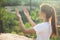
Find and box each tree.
[0,0,7,33]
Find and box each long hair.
[40,4,57,36]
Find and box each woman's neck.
[43,17,51,24]
[43,18,49,22]
[44,18,51,24]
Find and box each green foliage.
[30,9,43,24]
[0,0,7,6]
[0,7,7,20]
[25,22,31,28]
[3,13,20,33]
[50,37,58,40]
[0,0,60,40]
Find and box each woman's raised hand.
[16,8,21,18]
[23,7,30,17]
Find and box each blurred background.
[0,0,60,40]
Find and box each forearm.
[26,16,36,27]
[23,8,36,27]
[18,17,27,33]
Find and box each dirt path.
[0,33,34,40]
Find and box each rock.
[0,33,34,40]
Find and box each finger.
[16,8,19,14]
[23,7,29,15]
[24,7,28,13]
[22,6,28,12]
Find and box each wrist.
[27,16,32,20]
[17,17,21,20]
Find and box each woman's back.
[33,22,52,40]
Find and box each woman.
[16,4,57,40]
